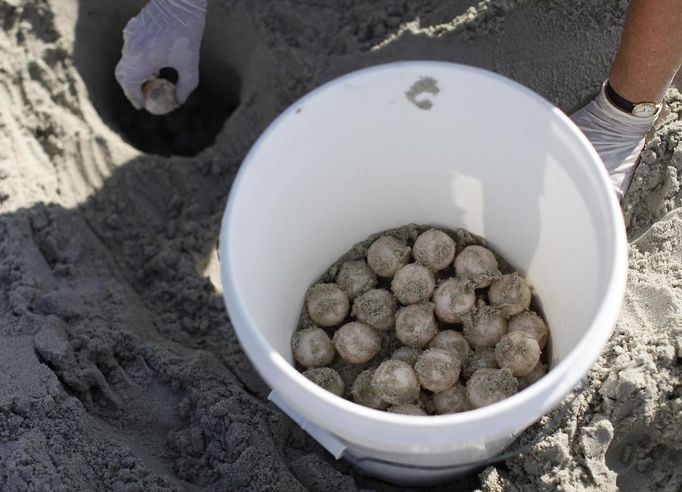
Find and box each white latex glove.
[570,82,659,201]
[115,0,207,110]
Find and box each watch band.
[605,82,636,113]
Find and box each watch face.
[632,103,658,118]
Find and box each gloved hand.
[570,82,660,201]
[115,0,207,110]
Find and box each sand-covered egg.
[428,330,471,361]
[395,302,438,348]
[291,327,335,368]
[391,346,423,366]
[306,283,350,327]
[518,362,548,390]
[333,322,381,364]
[371,359,420,405]
[418,391,436,415]
[336,260,377,300]
[462,347,499,380]
[463,303,508,348]
[488,273,532,317]
[351,369,389,409]
[351,288,398,331]
[414,348,461,393]
[412,229,456,271]
[454,245,500,288]
[432,277,476,323]
[303,367,344,396]
[466,368,518,408]
[495,331,541,377]
[432,382,471,414]
[508,310,549,349]
[391,263,435,305]
[366,236,411,277]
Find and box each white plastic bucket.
[219,62,627,485]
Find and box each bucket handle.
[268,391,347,459]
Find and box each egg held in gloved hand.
[115,0,207,112]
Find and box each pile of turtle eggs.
[292,227,549,415]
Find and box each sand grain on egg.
[432,277,476,323]
[466,368,518,408]
[412,228,456,271]
[454,245,500,288]
[488,273,532,317]
[366,236,411,277]
[306,283,350,327]
[336,260,378,300]
[351,369,389,409]
[395,302,439,348]
[351,288,398,331]
[371,359,420,405]
[303,367,345,396]
[414,348,461,393]
[495,331,541,377]
[292,327,335,368]
[391,263,435,305]
[333,322,381,364]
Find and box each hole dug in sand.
[74,1,243,157]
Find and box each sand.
[0,0,680,490]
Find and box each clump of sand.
[0,0,680,491]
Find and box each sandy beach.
[0,0,680,490]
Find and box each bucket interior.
[226,64,616,376]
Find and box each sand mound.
[0,0,680,491]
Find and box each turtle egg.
[518,362,548,390]
[433,382,471,414]
[391,263,435,305]
[466,368,518,408]
[428,330,471,361]
[351,369,389,409]
[412,229,456,272]
[391,346,423,366]
[418,391,436,415]
[371,359,420,405]
[508,310,549,349]
[351,288,398,331]
[432,277,476,323]
[336,260,377,300]
[414,348,461,393]
[462,347,499,380]
[395,302,438,348]
[488,273,532,317]
[142,78,178,115]
[303,367,344,397]
[387,404,427,416]
[463,303,508,349]
[333,322,381,364]
[495,331,541,377]
[306,283,350,327]
[454,245,500,288]
[291,327,335,368]
[366,236,411,277]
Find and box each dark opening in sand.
[74,1,241,157]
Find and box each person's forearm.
[608,0,682,103]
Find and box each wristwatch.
[605,81,661,118]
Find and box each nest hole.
[74,1,243,157]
